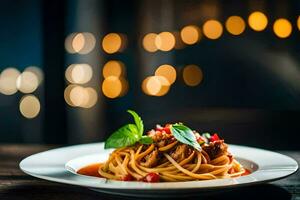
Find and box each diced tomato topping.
[143,173,160,182]
[162,125,171,134]
[228,167,235,174]
[210,133,220,142]
[122,174,134,181]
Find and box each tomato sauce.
[77,163,102,177]
[242,169,251,176]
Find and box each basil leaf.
[127,110,144,138]
[104,124,140,149]
[139,136,153,144]
[170,124,202,151]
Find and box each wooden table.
[0,145,299,200]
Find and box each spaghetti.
[97,124,246,182]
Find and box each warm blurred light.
[155,32,176,51]
[71,64,93,84]
[80,32,96,54]
[64,84,77,107]
[65,33,77,53]
[142,76,170,96]
[102,33,124,54]
[203,20,223,39]
[72,33,85,53]
[70,85,88,107]
[155,76,170,96]
[19,95,40,119]
[16,71,39,93]
[0,68,20,95]
[103,60,125,78]
[65,32,96,54]
[65,64,74,83]
[180,25,201,45]
[142,76,161,96]
[119,77,129,97]
[248,11,268,31]
[142,33,158,52]
[65,64,93,84]
[65,85,97,108]
[155,64,176,84]
[297,16,300,31]
[273,18,292,38]
[81,87,98,108]
[25,66,43,84]
[183,65,203,86]
[102,76,122,98]
[225,16,246,35]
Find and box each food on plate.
[78,110,248,182]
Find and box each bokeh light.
[72,33,85,53]
[142,76,170,96]
[65,64,93,84]
[203,20,223,39]
[81,87,98,108]
[103,60,125,78]
[155,64,176,84]
[25,66,43,84]
[155,76,170,96]
[69,85,88,107]
[102,76,123,98]
[225,16,246,35]
[273,18,292,38]
[180,25,201,45]
[155,32,176,51]
[64,84,77,107]
[19,95,40,119]
[71,64,93,84]
[65,32,96,54]
[248,11,268,31]
[102,33,125,54]
[142,33,158,52]
[0,68,20,95]
[297,16,300,31]
[183,65,203,86]
[142,76,161,96]
[16,71,39,93]
[119,77,129,97]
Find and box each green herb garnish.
[104,110,153,149]
[170,123,202,151]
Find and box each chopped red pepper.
[162,124,171,134]
[210,133,220,142]
[143,173,160,182]
[122,174,134,181]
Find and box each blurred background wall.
[1,0,300,150]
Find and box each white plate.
[19,142,298,197]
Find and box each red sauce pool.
[242,169,251,176]
[77,163,251,178]
[77,163,102,177]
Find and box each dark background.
[1,0,300,150]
